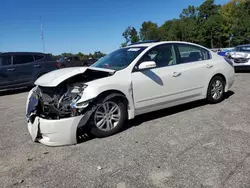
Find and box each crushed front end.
[26,68,115,146]
[26,83,92,146]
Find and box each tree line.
[121,0,250,49]
[52,51,106,61]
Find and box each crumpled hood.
[229,52,250,59]
[35,67,116,87]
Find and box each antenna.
[40,16,45,53]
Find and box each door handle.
[7,68,15,71]
[206,64,213,69]
[34,65,41,68]
[172,72,181,77]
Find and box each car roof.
[127,41,210,50]
[236,44,250,47]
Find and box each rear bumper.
[224,66,235,92]
[27,115,84,146]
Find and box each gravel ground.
[1,73,250,188]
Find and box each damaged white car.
[227,44,250,69]
[26,41,235,146]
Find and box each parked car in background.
[26,41,235,146]
[227,44,250,69]
[217,48,234,57]
[0,52,58,90]
[56,56,97,68]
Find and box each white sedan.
[26,41,235,146]
[227,44,250,69]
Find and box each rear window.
[235,46,250,52]
[177,44,211,63]
[34,55,44,61]
[13,55,34,65]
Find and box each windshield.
[235,46,250,53]
[91,47,146,70]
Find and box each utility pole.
[40,16,45,53]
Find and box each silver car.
[227,44,250,69]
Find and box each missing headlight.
[36,83,88,119]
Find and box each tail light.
[224,57,234,67]
[55,62,61,68]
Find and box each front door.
[132,44,183,113]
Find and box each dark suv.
[0,52,58,90]
[56,56,97,68]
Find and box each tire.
[89,98,126,138]
[206,76,225,104]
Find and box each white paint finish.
[228,51,250,67]
[28,115,84,146]
[35,67,87,87]
[35,67,115,87]
[27,41,235,146]
[132,60,212,111]
[233,60,250,67]
[138,61,156,70]
[229,52,250,59]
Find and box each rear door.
[33,54,45,76]
[12,55,35,85]
[0,55,13,88]
[174,43,214,95]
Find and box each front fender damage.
[26,68,120,146]
[76,92,128,130]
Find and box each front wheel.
[207,76,225,104]
[90,99,126,138]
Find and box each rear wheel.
[207,76,225,104]
[90,98,126,138]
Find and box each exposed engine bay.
[27,69,114,121]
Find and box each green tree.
[121,26,139,47]
[139,21,159,41]
[121,0,250,48]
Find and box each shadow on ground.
[127,90,234,128]
[77,90,234,144]
[0,87,30,97]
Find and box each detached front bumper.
[27,115,84,146]
[26,87,88,146]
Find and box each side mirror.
[138,61,156,70]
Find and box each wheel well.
[95,90,129,107]
[211,73,226,84]
[207,73,227,94]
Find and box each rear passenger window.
[13,55,34,65]
[34,55,44,61]
[177,45,210,63]
[0,56,11,66]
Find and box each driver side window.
[139,44,177,68]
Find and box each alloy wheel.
[211,80,223,100]
[94,101,121,131]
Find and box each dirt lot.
[1,73,250,188]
